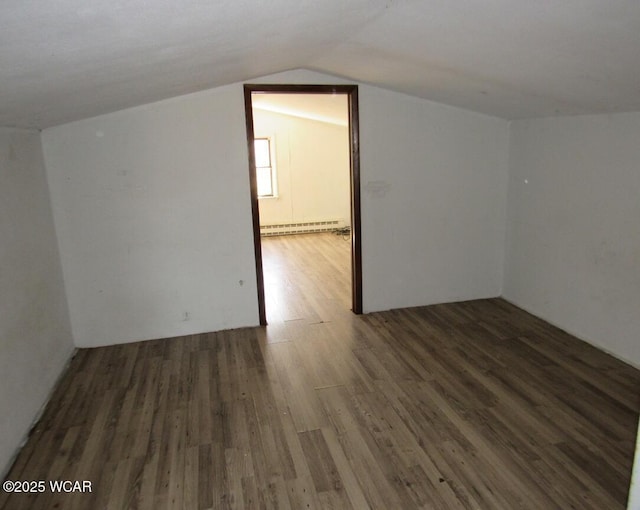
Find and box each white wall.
[504,113,640,367]
[253,108,350,227]
[0,128,74,476]
[257,71,510,313]
[42,69,510,346]
[359,85,509,311]
[42,84,259,347]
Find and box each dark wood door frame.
[243,83,363,325]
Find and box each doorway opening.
[243,84,362,325]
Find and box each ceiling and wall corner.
[2,1,640,130]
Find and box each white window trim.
[256,135,278,199]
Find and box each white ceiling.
[252,94,349,126]
[2,0,640,129]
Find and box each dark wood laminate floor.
[2,232,639,509]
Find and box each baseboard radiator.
[260,220,344,237]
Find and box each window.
[254,138,276,197]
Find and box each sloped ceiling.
[2,0,640,129]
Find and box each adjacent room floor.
[2,233,639,509]
[261,232,352,325]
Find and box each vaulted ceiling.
[2,0,640,129]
